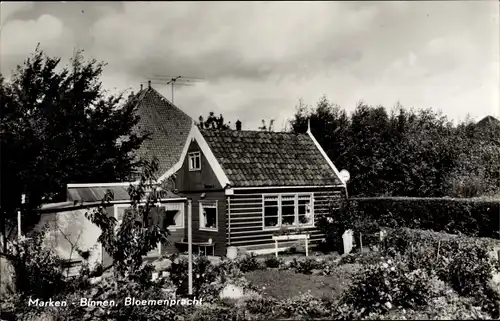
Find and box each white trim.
[229,185,343,192]
[191,126,231,187]
[188,151,201,171]
[165,203,185,230]
[199,200,218,232]
[262,192,315,230]
[157,121,196,182]
[157,123,231,188]
[306,124,346,187]
[67,182,138,188]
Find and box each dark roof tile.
[200,130,342,187]
[132,87,192,177]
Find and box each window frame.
[261,193,314,230]
[188,151,201,171]
[199,200,218,232]
[114,202,185,230]
[164,203,185,231]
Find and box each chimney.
[236,119,242,131]
[148,80,151,89]
[140,84,143,91]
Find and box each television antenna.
[144,75,204,104]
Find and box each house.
[38,82,347,262]
[37,184,187,273]
[35,82,192,270]
[129,80,193,179]
[171,122,347,256]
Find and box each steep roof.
[199,129,343,187]
[131,86,193,177]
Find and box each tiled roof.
[199,129,343,187]
[67,185,181,203]
[132,87,193,177]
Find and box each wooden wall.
[226,187,344,252]
[178,190,227,256]
[175,139,222,192]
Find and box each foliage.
[6,228,66,300]
[290,97,500,198]
[348,197,500,239]
[84,158,170,279]
[263,255,282,268]
[334,258,441,319]
[233,252,264,273]
[258,119,275,132]
[197,112,231,130]
[0,47,147,235]
[289,257,326,274]
[381,228,500,317]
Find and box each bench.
[272,234,310,257]
[175,240,215,256]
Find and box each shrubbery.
[381,228,500,317]
[334,258,442,319]
[6,229,66,300]
[350,197,500,239]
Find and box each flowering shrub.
[245,293,335,319]
[263,255,282,268]
[289,257,326,274]
[7,229,66,300]
[233,252,264,273]
[334,257,440,319]
[381,228,500,318]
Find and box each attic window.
[189,152,201,171]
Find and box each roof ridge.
[148,87,192,121]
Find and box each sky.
[1,1,499,130]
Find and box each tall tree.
[0,47,148,241]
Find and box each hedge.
[347,197,500,239]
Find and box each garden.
[2,223,500,321]
[1,162,499,320]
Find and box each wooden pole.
[188,200,193,296]
[18,194,25,240]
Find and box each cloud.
[0,1,498,129]
[0,2,34,28]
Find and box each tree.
[259,119,275,132]
[85,158,169,279]
[0,46,148,244]
[197,112,231,130]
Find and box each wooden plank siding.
[177,190,227,256]
[226,187,343,251]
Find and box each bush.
[7,230,66,300]
[234,253,263,273]
[338,252,382,266]
[289,257,326,274]
[334,258,440,319]
[381,228,500,317]
[350,197,500,239]
[263,255,282,268]
[245,294,335,319]
[166,255,225,301]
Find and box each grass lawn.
[244,264,358,301]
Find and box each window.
[263,196,279,228]
[281,196,295,225]
[189,152,201,171]
[262,193,314,230]
[199,200,218,231]
[114,203,184,230]
[163,203,184,230]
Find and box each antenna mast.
[145,75,204,104]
